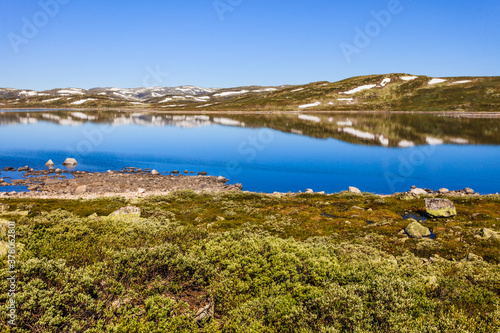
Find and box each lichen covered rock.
[425,198,456,217]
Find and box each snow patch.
[41,98,61,103]
[380,78,391,87]
[58,89,84,95]
[213,90,249,97]
[400,76,418,81]
[379,135,389,146]
[337,98,354,102]
[71,98,96,105]
[450,138,469,144]
[340,84,376,95]
[159,98,173,103]
[290,88,305,92]
[298,102,321,109]
[429,78,446,85]
[452,80,472,84]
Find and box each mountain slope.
[1,74,498,111]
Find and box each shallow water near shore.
[1,109,500,194]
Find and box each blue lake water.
[1,110,499,194]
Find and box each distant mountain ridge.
[1,74,499,111]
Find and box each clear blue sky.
[1,0,499,90]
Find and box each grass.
[1,191,500,332]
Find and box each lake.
[1,110,499,194]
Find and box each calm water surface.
[1,110,499,194]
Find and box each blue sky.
[1,0,499,90]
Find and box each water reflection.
[1,110,499,147]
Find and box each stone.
[107,170,113,174]
[151,169,160,175]
[75,185,87,195]
[198,171,208,176]
[404,220,431,239]
[411,185,417,189]
[438,188,449,194]
[467,253,483,262]
[305,189,314,194]
[184,170,189,174]
[348,186,361,194]
[110,206,141,216]
[172,170,180,175]
[28,186,38,191]
[425,198,457,217]
[195,302,214,323]
[138,188,146,194]
[464,187,475,195]
[45,159,55,167]
[410,188,427,195]
[480,228,498,240]
[55,168,62,173]
[62,158,78,166]
[217,176,227,182]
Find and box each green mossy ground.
[1,191,500,332]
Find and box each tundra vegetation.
[1,191,500,332]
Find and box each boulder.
[410,188,427,195]
[425,198,457,217]
[45,159,55,167]
[480,228,498,240]
[438,188,449,194]
[172,170,180,175]
[110,206,141,216]
[348,186,361,194]
[217,176,227,182]
[404,220,431,239]
[55,168,62,173]
[464,187,475,195]
[184,170,189,174]
[198,171,208,176]
[75,185,87,195]
[305,189,314,194]
[62,158,78,166]
[151,170,160,175]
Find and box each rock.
[467,253,483,262]
[404,220,431,239]
[28,186,39,191]
[55,168,62,173]
[305,189,314,194]
[438,188,449,194]
[107,170,113,174]
[480,228,498,240]
[45,159,55,167]
[198,171,208,176]
[151,169,160,175]
[62,158,78,166]
[425,198,457,217]
[195,301,214,323]
[411,185,417,189]
[18,166,29,171]
[216,216,225,221]
[348,186,361,194]
[410,188,427,195]
[75,185,87,195]
[172,170,180,175]
[350,206,364,211]
[110,206,141,216]
[184,170,189,174]
[217,176,227,182]
[138,188,146,194]
[464,187,475,195]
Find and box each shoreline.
[0,168,497,200]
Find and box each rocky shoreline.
[0,166,496,200]
[0,166,242,199]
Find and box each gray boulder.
[151,169,160,175]
[45,159,55,167]
[404,220,431,239]
[425,198,457,217]
[410,188,427,195]
[75,185,87,195]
